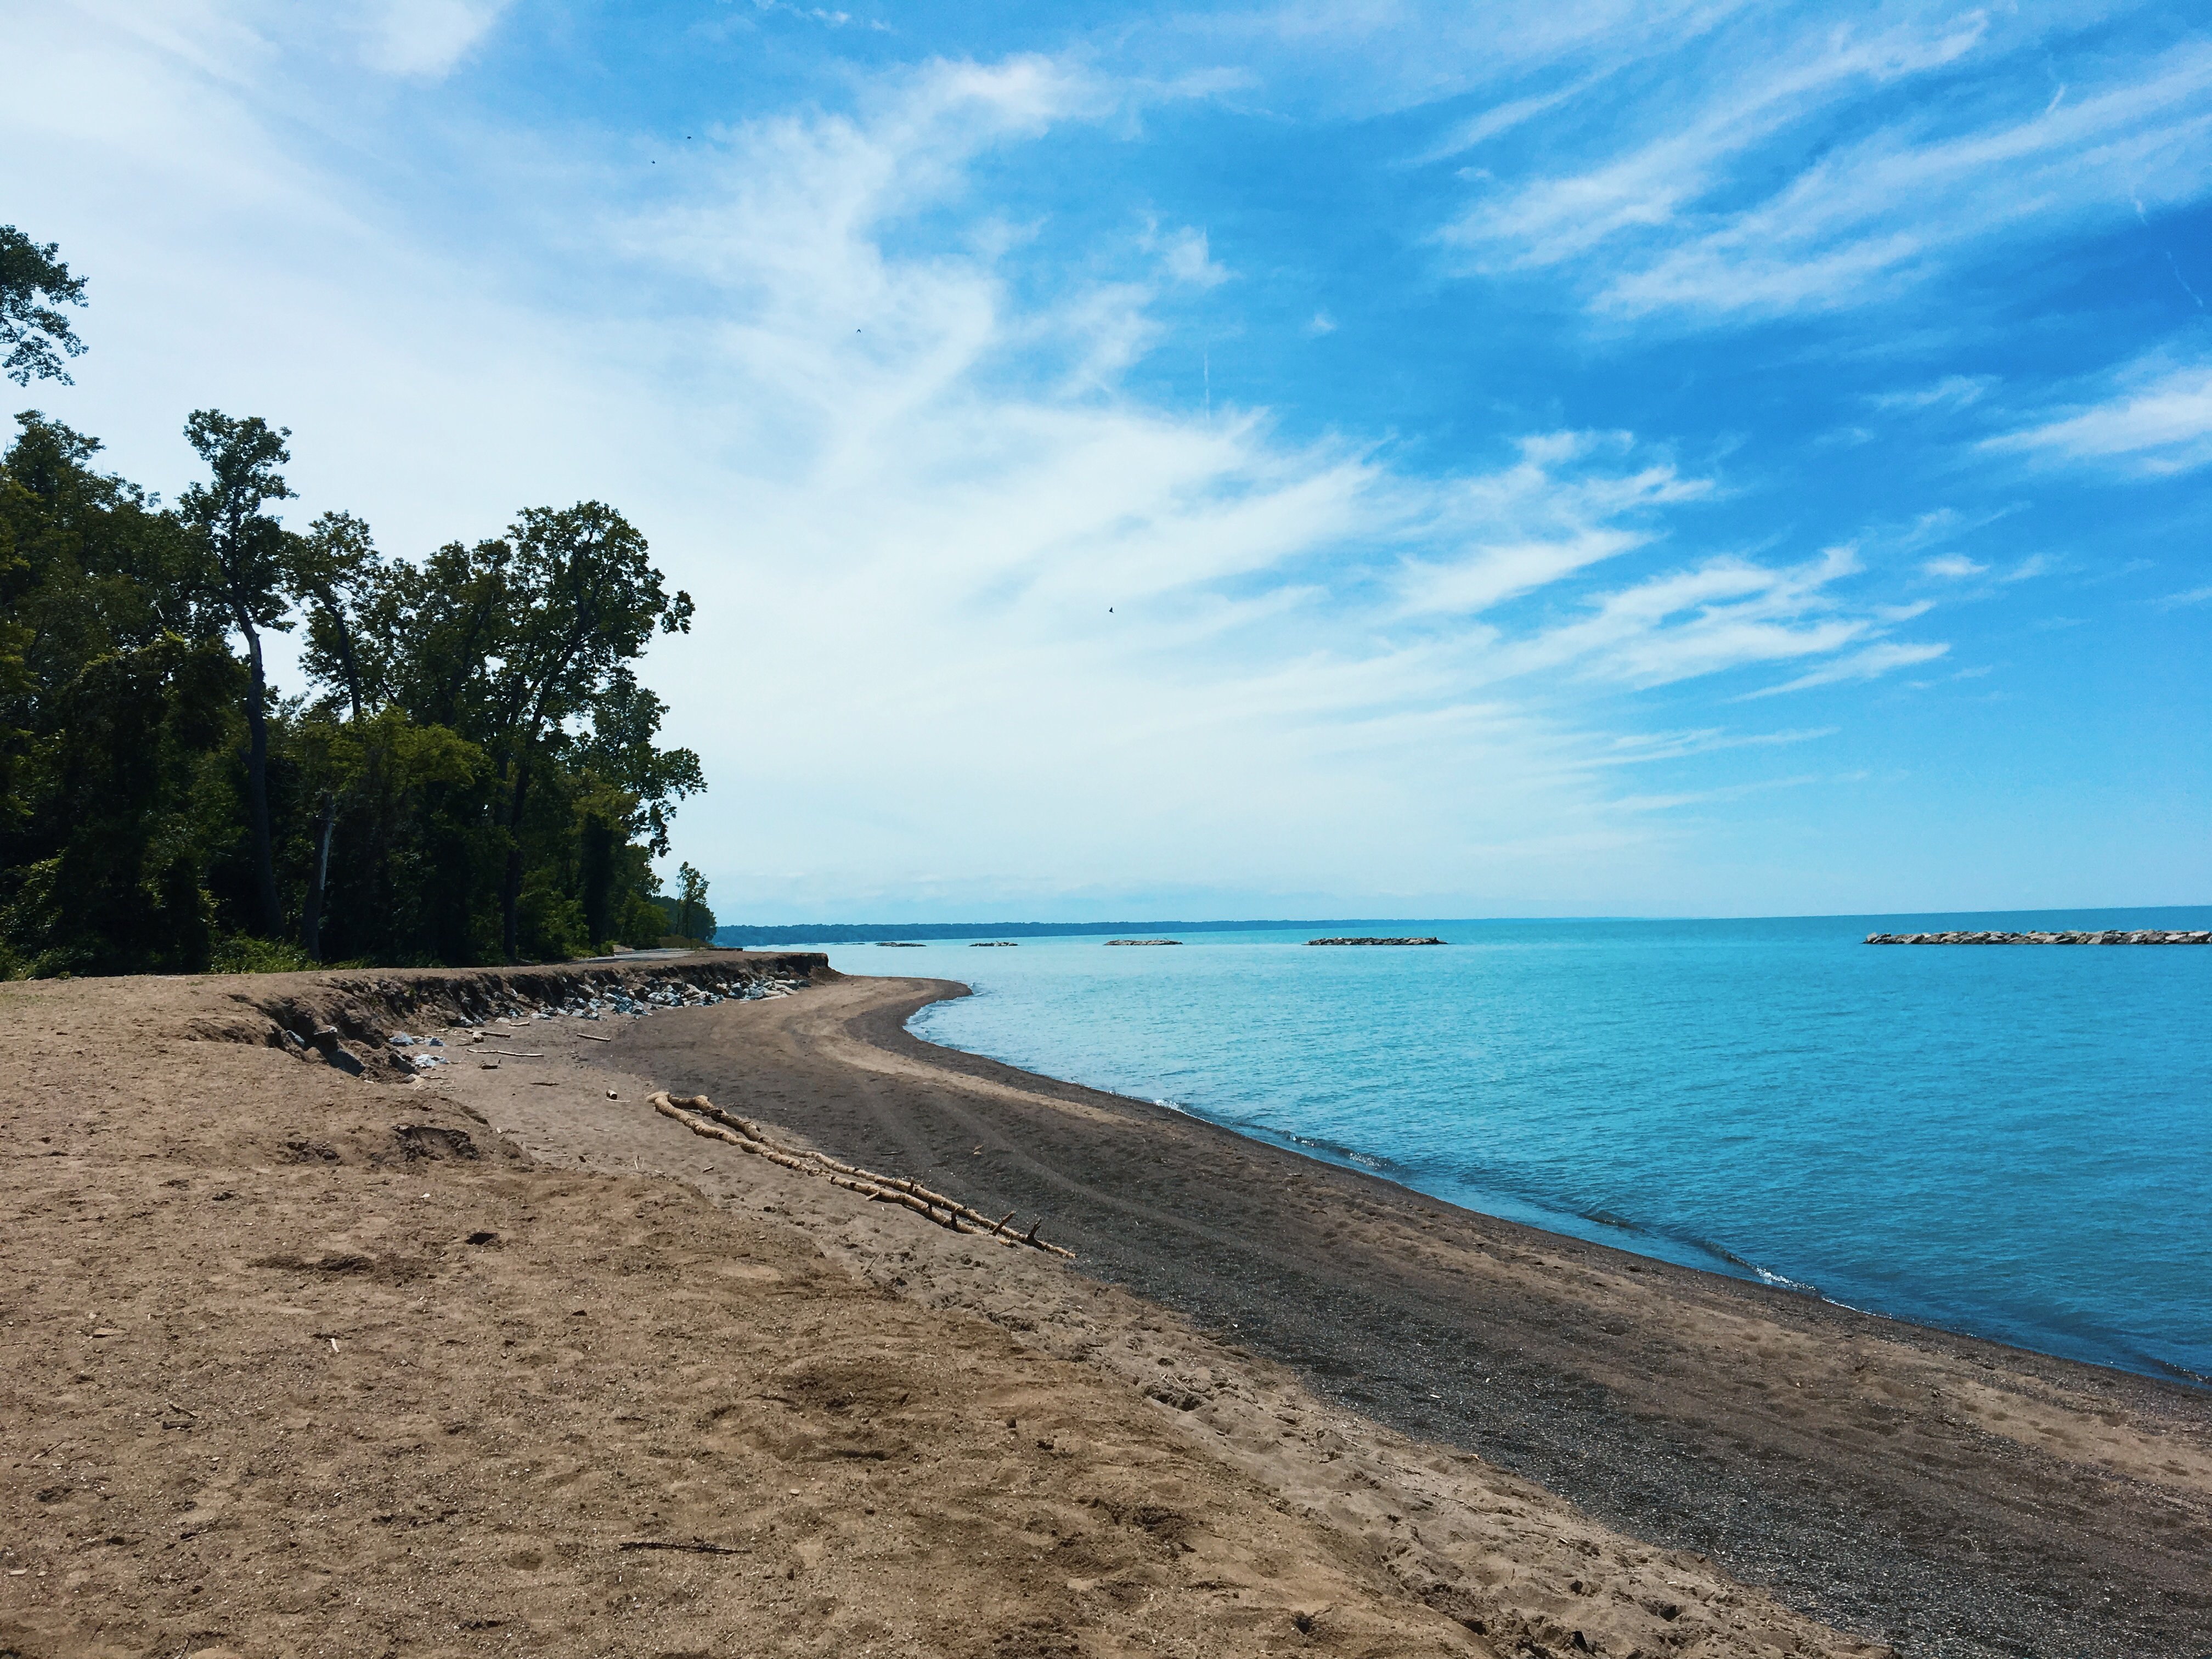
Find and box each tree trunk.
[240,620,281,938]
[302,793,337,961]
[500,753,531,962]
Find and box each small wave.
[1579,1208,1643,1232]
[2151,1356,2212,1390]
[1680,1234,1821,1296]
[1751,1265,1820,1295]
[1282,1129,1396,1170]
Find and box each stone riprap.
[1306,936,1447,946]
[1865,929,2211,945]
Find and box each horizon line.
[714,902,2211,942]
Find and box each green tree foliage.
[0,244,710,977]
[180,410,295,936]
[476,502,697,960]
[674,861,713,941]
[1,227,87,387]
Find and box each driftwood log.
[647,1091,1075,1258]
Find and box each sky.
[4,0,2208,922]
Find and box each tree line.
[1,226,712,976]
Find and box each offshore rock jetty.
[1307,936,1446,946]
[1104,938,1182,946]
[1866,929,2211,945]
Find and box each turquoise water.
[815,910,2212,1385]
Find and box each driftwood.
[477,1048,545,1058]
[575,1031,616,1042]
[619,1538,747,1555]
[647,1092,1075,1258]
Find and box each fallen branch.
[619,1539,747,1556]
[647,1092,1074,1257]
[477,1048,546,1058]
[575,1031,615,1043]
[674,1096,1012,1232]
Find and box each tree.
[675,861,710,942]
[179,411,294,938]
[0,635,239,977]
[289,511,384,960]
[292,511,382,725]
[480,502,694,960]
[0,227,87,387]
[1,411,216,978]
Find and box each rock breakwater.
[1306,936,1446,946]
[1865,929,2210,945]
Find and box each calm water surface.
[814,911,2212,1384]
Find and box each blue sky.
[6,0,2208,919]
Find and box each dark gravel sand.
[625,971,2212,1659]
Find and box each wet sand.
[619,971,2212,1659]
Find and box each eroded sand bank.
[3,957,2205,1658]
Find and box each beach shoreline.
[625,966,2212,1658]
[4,956,2207,1658]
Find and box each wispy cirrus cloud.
[1869,374,1995,413]
[1441,18,2212,323]
[1476,545,1935,694]
[1445,14,1988,272]
[351,0,509,75]
[1983,356,2212,476]
[1743,640,1950,698]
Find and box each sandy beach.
[4,956,2207,1658]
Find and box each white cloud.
[1156,225,1230,288]
[1445,21,2212,321]
[1869,374,1994,412]
[1984,357,2212,476]
[353,0,508,76]
[2161,584,2212,608]
[1922,554,1986,579]
[1487,545,1902,691]
[749,0,890,31]
[1390,431,1709,617]
[1743,640,1950,698]
[1445,15,1988,272]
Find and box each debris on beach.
[255,962,817,1080]
[1305,936,1446,946]
[648,1090,1076,1259]
[1865,929,2210,945]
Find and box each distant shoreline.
[717,905,2212,949]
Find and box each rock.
[1865,928,2204,946]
